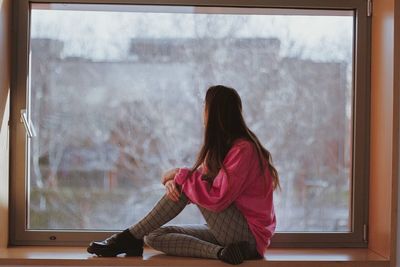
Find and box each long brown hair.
[191,85,281,191]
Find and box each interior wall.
[0,0,11,248]
[369,0,395,260]
[0,93,9,249]
[394,0,400,266]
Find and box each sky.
[30,4,354,62]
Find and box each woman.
[87,85,280,265]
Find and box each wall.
[369,0,399,263]
[0,0,11,248]
[395,0,400,265]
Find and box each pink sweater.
[174,139,276,255]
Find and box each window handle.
[20,109,36,138]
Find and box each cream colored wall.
[0,0,11,248]
[0,93,9,248]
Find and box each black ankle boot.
[87,229,144,257]
[217,241,250,265]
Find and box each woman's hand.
[161,168,179,185]
[165,180,180,202]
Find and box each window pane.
[28,4,353,232]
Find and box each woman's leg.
[87,193,188,257]
[144,225,222,259]
[128,194,189,239]
[197,204,261,260]
[143,202,261,262]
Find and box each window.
[10,0,370,246]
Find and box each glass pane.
[29,4,353,232]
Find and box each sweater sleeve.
[175,141,255,212]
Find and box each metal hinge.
[367,0,372,17]
[363,224,368,242]
[20,109,36,138]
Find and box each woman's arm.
[161,168,179,185]
[164,180,180,202]
[175,141,255,212]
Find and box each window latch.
[20,109,36,138]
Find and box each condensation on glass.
[28,3,354,232]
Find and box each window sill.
[0,247,389,267]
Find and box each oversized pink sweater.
[174,139,276,255]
